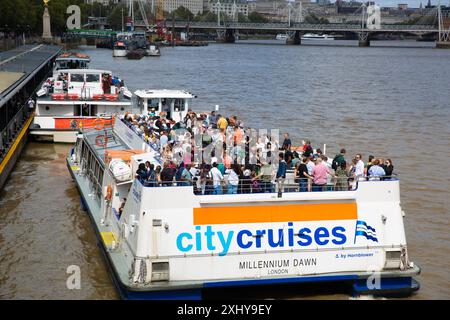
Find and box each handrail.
[135,175,398,194]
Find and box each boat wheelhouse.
[134,89,196,123]
[67,110,420,299]
[54,52,90,71]
[32,69,133,143]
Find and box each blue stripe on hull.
[204,275,358,288]
[353,277,419,295]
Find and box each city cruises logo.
[354,220,378,243]
[176,203,358,256]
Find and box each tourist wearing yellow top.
[217,115,228,130]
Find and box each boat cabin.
[134,89,196,123]
[54,53,90,71]
[42,69,127,99]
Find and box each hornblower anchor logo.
[354,220,378,244]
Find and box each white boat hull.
[113,49,128,57]
[145,49,160,57]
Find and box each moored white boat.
[276,33,288,41]
[66,90,420,299]
[113,41,128,57]
[301,33,335,40]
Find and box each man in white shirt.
[355,153,365,180]
[209,162,224,194]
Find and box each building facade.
[209,0,249,17]
[163,0,204,14]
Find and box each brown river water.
[0,40,449,299]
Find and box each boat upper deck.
[83,128,132,166]
[36,68,133,105]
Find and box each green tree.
[194,11,217,22]
[304,13,329,24]
[173,6,194,21]
[248,11,268,23]
[107,3,127,30]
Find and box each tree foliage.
[173,6,194,21]
[304,13,329,24]
[0,0,114,35]
[194,11,217,22]
[248,11,269,23]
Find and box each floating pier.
[0,44,62,189]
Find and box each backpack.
[332,154,344,171]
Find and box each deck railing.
[136,175,398,195]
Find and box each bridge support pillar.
[358,38,370,47]
[436,41,450,49]
[286,31,301,45]
[357,32,370,47]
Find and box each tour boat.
[301,33,335,40]
[31,69,133,143]
[66,91,420,299]
[113,41,128,58]
[276,33,288,41]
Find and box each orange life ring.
[95,134,108,148]
[105,185,113,201]
[93,118,105,131]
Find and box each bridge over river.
[65,6,450,48]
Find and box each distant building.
[85,0,121,4]
[209,0,249,17]
[425,0,435,9]
[398,3,408,10]
[163,0,204,15]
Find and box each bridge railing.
[169,21,437,32]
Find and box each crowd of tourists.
[122,110,394,195]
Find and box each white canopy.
[134,89,196,99]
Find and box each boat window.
[174,99,185,112]
[74,105,81,116]
[81,104,90,117]
[147,99,159,111]
[70,74,84,82]
[86,74,100,82]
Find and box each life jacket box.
[54,81,64,92]
[109,158,132,182]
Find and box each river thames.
[0,40,449,299]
